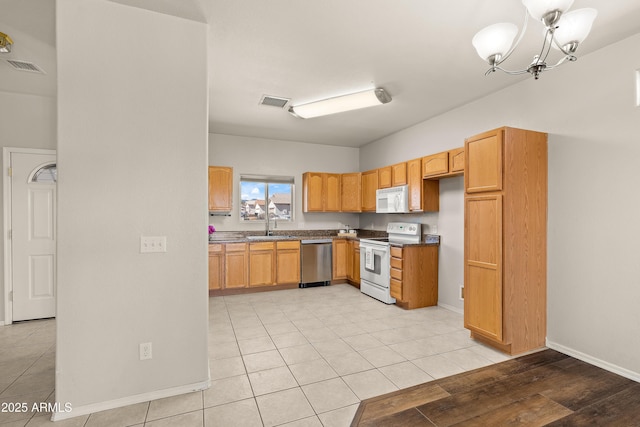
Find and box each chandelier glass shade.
[472,0,597,79]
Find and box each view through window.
[240,175,294,221]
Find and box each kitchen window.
[240,175,294,222]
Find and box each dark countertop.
[208,229,386,244]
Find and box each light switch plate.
[140,236,167,253]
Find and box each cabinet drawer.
[390,278,402,300]
[390,267,402,281]
[226,243,247,252]
[390,257,402,269]
[250,242,275,251]
[390,247,403,258]
[276,240,300,250]
[209,244,223,253]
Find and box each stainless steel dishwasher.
[300,239,332,287]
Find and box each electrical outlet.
[140,236,166,253]
[139,342,152,360]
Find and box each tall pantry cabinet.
[464,127,547,355]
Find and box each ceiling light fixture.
[0,32,14,53]
[288,88,391,119]
[472,0,597,79]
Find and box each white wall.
[359,130,466,312]
[0,91,56,323]
[209,133,361,232]
[361,33,640,377]
[55,0,209,418]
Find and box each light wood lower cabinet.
[346,240,360,286]
[390,245,438,309]
[276,241,300,284]
[225,243,248,288]
[249,242,276,287]
[332,239,348,280]
[210,240,303,291]
[208,244,224,290]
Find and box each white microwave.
[376,185,409,213]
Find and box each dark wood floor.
[351,349,640,426]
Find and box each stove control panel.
[386,222,421,236]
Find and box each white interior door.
[11,152,57,321]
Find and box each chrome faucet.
[266,217,278,236]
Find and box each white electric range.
[359,222,422,304]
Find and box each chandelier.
[472,0,597,79]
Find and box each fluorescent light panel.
[289,88,391,119]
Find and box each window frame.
[239,174,295,222]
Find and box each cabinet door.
[361,170,378,212]
[391,162,407,186]
[422,152,449,177]
[249,242,276,287]
[449,147,465,173]
[208,166,233,211]
[324,173,341,212]
[303,172,324,212]
[276,241,300,284]
[464,195,503,342]
[208,245,224,290]
[465,129,503,193]
[346,240,354,281]
[378,166,392,189]
[332,239,348,280]
[341,173,362,212]
[225,244,248,288]
[407,158,423,212]
[352,244,360,284]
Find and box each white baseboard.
[546,339,640,382]
[50,378,211,422]
[0,321,5,326]
[438,302,463,315]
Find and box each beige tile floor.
[0,284,512,426]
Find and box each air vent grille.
[6,59,45,74]
[260,95,289,108]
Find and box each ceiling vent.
[260,95,290,108]
[6,59,45,74]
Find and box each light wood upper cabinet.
[422,152,449,178]
[391,162,407,186]
[465,130,502,193]
[325,173,341,212]
[276,241,300,285]
[341,173,362,212]
[208,166,233,211]
[361,169,378,212]
[332,239,348,280]
[225,243,248,288]
[303,172,324,212]
[303,172,341,212]
[378,166,392,189]
[449,147,465,173]
[208,244,224,291]
[249,242,276,287]
[407,158,439,212]
[463,126,548,355]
